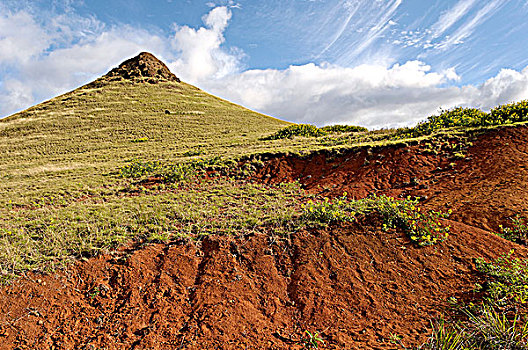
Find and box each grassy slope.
[0,79,291,205]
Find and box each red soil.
[1,125,528,349]
[256,125,528,232]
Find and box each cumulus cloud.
[169,6,242,83]
[204,62,528,129]
[0,10,51,64]
[0,8,169,116]
[203,61,462,128]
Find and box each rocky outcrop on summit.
[105,52,180,83]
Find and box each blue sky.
[1,0,528,128]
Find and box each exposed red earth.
[1,125,528,349]
[256,125,528,232]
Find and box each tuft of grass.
[466,306,528,349]
[418,311,528,350]
[418,319,468,350]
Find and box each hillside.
[1,53,528,349]
[0,52,288,208]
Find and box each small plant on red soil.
[499,216,528,245]
[301,330,324,349]
[475,250,528,305]
[373,195,451,246]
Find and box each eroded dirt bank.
[256,125,528,232]
[1,220,523,349]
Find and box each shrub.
[475,250,528,304]
[301,194,450,246]
[393,107,488,139]
[499,216,528,245]
[393,100,528,141]
[264,124,327,140]
[301,195,351,223]
[488,100,528,125]
[320,124,368,133]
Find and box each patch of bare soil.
[1,219,524,349]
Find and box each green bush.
[264,124,327,140]
[393,100,528,140]
[489,100,528,125]
[475,250,528,304]
[320,124,368,133]
[393,107,488,139]
[499,216,528,244]
[301,195,351,223]
[371,195,450,246]
[301,194,450,246]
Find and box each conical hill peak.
[105,52,180,83]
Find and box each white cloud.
[0,10,51,64]
[168,6,242,82]
[0,9,169,117]
[202,61,462,128]
[202,62,528,129]
[431,0,477,39]
[0,79,35,115]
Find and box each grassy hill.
[0,57,289,207]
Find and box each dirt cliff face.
[0,221,522,350]
[255,125,528,232]
[105,52,180,82]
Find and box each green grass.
[0,178,304,278]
